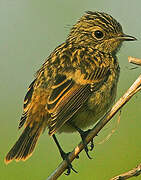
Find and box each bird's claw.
[61,151,78,175]
[84,145,92,159]
[90,139,94,151]
[80,129,94,159]
[65,162,78,175]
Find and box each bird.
[5,11,136,174]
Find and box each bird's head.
[67,11,136,54]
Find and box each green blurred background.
[1,0,141,179]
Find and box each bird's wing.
[47,67,109,135]
[19,79,36,129]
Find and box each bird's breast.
[59,67,119,133]
[78,68,119,128]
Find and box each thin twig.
[110,164,141,180]
[98,109,121,145]
[128,56,141,66]
[47,58,141,180]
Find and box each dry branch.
[47,57,141,180]
[128,56,141,66]
[110,164,141,180]
[109,56,141,180]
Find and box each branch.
[110,164,141,180]
[109,57,141,180]
[128,56,141,66]
[47,57,141,180]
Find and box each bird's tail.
[5,121,44,164]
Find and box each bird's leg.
[52,134,77,175]
[69,122,94,159]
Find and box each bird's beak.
[118,34,137,41]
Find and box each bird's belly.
[58,75,118,134]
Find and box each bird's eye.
[94,30,104,39]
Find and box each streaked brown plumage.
[5,11,136,171]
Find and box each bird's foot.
[79,129,94,159]
[60,151,78,175]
